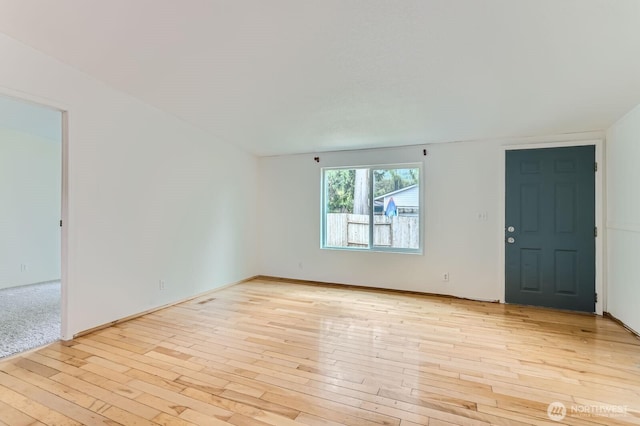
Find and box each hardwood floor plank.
[3,363,99,410]
[99,405,157,426]
[71,341,181,381]
[49,372,161,420]
[127,379,234,420]
[0,400,39,426]
[226,413,272,426]
[0,279,638,425]
[13,358,59,378]
[261,390,400,425]
[177,408,232,425]
[151,412,198,426]
[294,412,345,426]
[0,382,82,426]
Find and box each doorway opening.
[0,95,64,357]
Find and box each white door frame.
[0,86,71,339]
[498,139,605,315]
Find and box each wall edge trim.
[603,312,640,340]
[254,275,500,303]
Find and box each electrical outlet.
[159,280,165,290]
[442,272,450,282]
[20,263,28,272]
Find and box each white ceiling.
[1,0,639,156]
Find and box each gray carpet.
[0,281,60,358]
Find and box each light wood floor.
[0,278,639,426]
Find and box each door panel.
[505,146,595,312]
[520,249,542,291]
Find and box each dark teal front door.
[505,146,596,312]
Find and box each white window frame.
[321,162,423,254]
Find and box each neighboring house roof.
[374,185,419,209]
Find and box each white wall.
[258,135,605,303]
[0,128,61,290]
[259,142,506,301]
[606,104,640,334]
[0,33,258,338]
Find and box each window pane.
[324,168,369,248]
[373,168,419,249]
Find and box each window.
[321,164,422,253]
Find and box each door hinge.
[594,226,598,237]
[594,162,598,172]
[595,293,598,303]
[60,220,62,227]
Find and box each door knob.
[507,237,515,244]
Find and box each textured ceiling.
[1,0,639,155]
